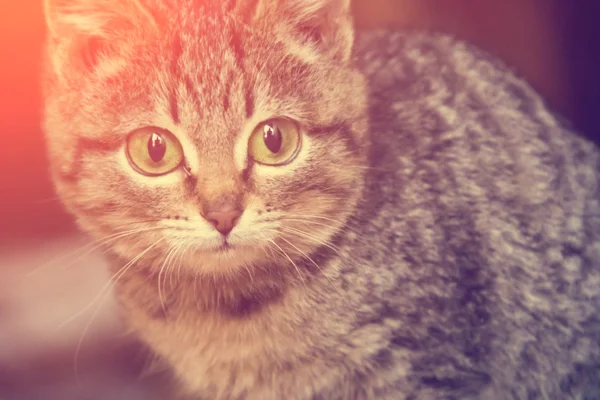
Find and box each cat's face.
[42,0,368,280]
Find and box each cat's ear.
[252,0,355,64]
[43,0,157,38]
[43,0,157,72]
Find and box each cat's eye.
[126,128,184,176]
[248,119,302,166]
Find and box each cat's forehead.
[144,21,305,148]
[76,0,337,148]
[161,31,258,146]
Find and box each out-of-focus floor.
[0,236,168,399]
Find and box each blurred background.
[0,0,599,399]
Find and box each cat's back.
[348,30,600,399]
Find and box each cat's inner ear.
[43,0,157,71]
[252,0,354,63]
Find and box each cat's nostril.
[205,210,242,236]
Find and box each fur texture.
[41,0,600,399]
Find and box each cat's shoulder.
[354,29,545,112]
[354,29,514,84]
[353,29,600,247]
[353,29,597,157]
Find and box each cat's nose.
[204,207,242,236]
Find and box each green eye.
[126,127,184,176]
[248,119,302,166]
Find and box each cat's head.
[42,0,368,282]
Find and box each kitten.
[41,0,600,399]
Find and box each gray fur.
[339,30,600,399]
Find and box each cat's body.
[41,0,600,399]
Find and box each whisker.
[71,239,164,386]
[193,264,201,311]
[279,213,364,236]
[277,217,369,248]
[175,241,194,288]
[267,239,307,289]
[158,241,182,317]
[23,226,166,281]
[167,242,184,293]
[277,235,359,321]
[252,232,281,275]
[278,226,343,257]
[278,235,333,283]
[57,238,163,332]
[241,260,254,282]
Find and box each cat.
[40,0,600,399]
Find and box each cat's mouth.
[215,239,234,253]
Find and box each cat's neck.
[107,250,332,321]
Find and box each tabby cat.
[41,0,600,399]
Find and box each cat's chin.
[178,241,270,277]
[195,236,256,257]
[212,238,236,253]
[214,242,234,253]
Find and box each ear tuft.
[43,0,157,75]
[253,0,355,63]
[283,0,351,25]
[79,36,110,71]
[43,0,156,39]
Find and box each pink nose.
[205,209,242,235]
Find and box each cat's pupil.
[263,124,282,153]
[148,133,167,162]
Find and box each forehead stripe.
[228,18,255,118]
[168,32,184,124]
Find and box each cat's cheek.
[229,203,280,242]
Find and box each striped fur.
[41,1,600,399]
